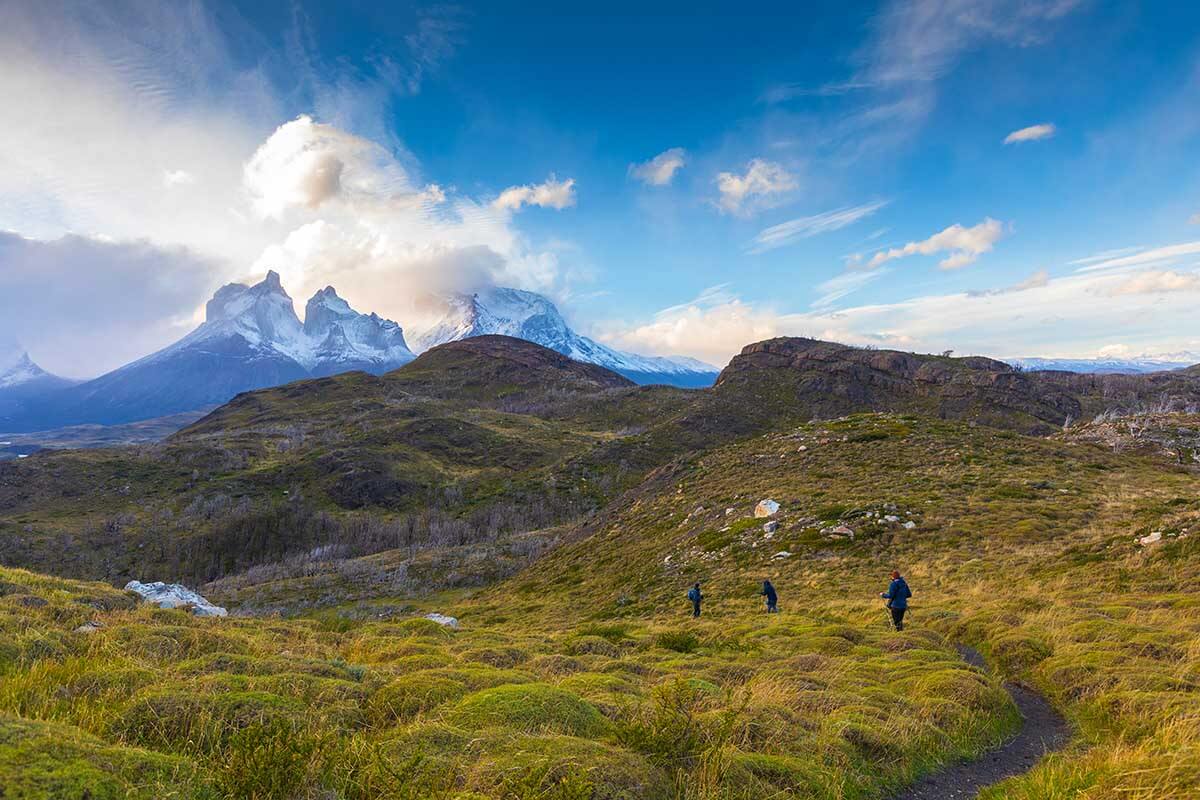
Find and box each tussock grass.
[3,414,1199,797]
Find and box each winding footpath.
[889,646,1071,800]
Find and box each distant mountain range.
[0,273,717,433]
[1008,356,1199,375]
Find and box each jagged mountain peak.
[412,285,718,387]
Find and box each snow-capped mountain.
[1010,356,1198,375]
[1,351,56,389]
[1,272,415,431]
[412,286,718,387]
[0,346,79,430]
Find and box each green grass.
[3,353,1200,800]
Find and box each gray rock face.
[125,580,227,617]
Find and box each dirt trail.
[888,646,1070,800]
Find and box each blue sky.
[1,0,1199,376]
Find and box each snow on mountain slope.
[130,271,415,376]
[1010,356,1198,375]
[0,345,80,431]
[305,287,415,375]
[412,286,718,387]
[1,273,415,431]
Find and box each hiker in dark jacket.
[880,570,912,630]
[760,579,778,613]
[687,582,703,617]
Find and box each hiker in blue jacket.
[688,582,703,617]
[880,570,912,630]
[760,579,778,613]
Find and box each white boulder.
[1138,531,1163,546]
[754,499,781,518]
[424,612,459,629]
[903,521,917,530]
[763,520,779,535]
[125,580,227,617]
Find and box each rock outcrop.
[125,580,227,617]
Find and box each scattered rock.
[884,514,900,523]
[763,520,779,534]
[798,445,808,452]
[771,551,792,560]
[1138,531,1164,546]
[725,507,736,516]
[74,621,105,634]
[14,595,48,608]
[754,499,780,518]
[125,580,227,617]
[826,524,855,540]
[424,612,459,629]
[903,521,917,530]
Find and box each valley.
[1,336,1198,799]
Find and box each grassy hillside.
[0,340,692,589]
[2,413,1197,798]
[2,337,1199,798]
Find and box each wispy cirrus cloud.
[747,200,888,254]
[812,267,891,309]
[1073,241,1200,273]
[714,159,798,216]
[966,269,1050,297]
[1004,123,1056,144]
[629,148,686,186]
[864,218,1006,270]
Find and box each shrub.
[564,635,620,657]
[111,689,304,754]
[446,683,609,737]
[369,674,467,724]
[214,717,330,800]
[655,631,699,654]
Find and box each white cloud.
[812,268,890,308]
[595,294,793,368]
[866,218,1005,270]
[163,170,196,187]
[243,115,443,220]
[748,200,888,254]
[1108,269,1200,296]
[629,148,687,186]
[1189,212,1200,225]
[1073,240,1200,273]
[0,232,217,378]
[967,268,1050,297]
[715,159,798,216]
[1003,123,1056,144]
[491,176,577,212]
[598,256,1200,367]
